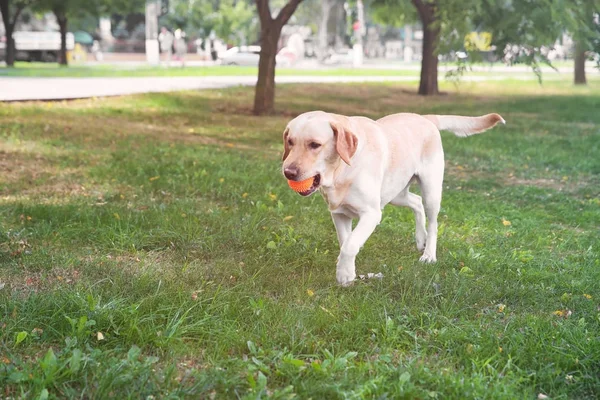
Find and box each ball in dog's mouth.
[288,174,321,196]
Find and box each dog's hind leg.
[416,158,444,263]
[390,188,427,251]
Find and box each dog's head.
[281,111,358,196]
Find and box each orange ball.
[287,177,314,193]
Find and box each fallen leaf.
[191,292,198,301]
[97,332,105,341]
[149,176,160,181]
[306,289,315,297]
[358,273,381,279]
[553,309,572,318]
[269,193,277,201]
[219,178,224,183]
[283,216,294,221]
[583,294,592,300]
[242,193,248,198]
[502,218,511,226]
[537,394,549,400]
[497,304,506,313]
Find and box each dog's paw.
[336,270,356,287]
[419,253,437,263]
[415,235,427,252]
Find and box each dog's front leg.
[336,210,382,286]
[331,213,352,247]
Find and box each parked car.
[5,31,75,62]
[219,45,294,67]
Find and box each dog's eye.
[309,142,321,149]
[287,139,293,146]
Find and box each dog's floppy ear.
[331,121,358,166]
[282,128,290,161]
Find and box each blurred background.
[1,0,597,70]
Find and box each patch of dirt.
[445,163,597,196]
[0,150,49,184]
[505,177,566,191]
[213,104,299,118]
[0,266,81,297]
[0,149,86,198]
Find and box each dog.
[281,111,505,286]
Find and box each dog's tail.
[424,113,505,137]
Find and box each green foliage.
[371,0,417,28]
[372,0,600,79]
[213,0,257,45]
[164,0,258,44]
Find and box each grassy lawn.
[0,79,599,398]
[0,61,586,79]
[0,63,419,78]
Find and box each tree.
[372,0,472,95]
[411,0,439,94]
[317,0,337,61]
[164,0,256,45]
[372,0,600,95]
[569,2,600,85]
[33,0,84,65]
[253,0,303,115]
[0,0,33,67]
[213,0,257,46]
[574,40,587,85]
[478,0,600,85]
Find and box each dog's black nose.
[284,166,299,180]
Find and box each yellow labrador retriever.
[281,111,505,285]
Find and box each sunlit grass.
[0,79,599,398]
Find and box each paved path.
[0,73,573,101]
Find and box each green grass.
[1,78,599,399]
[0,61,588,79]
[0,63,420,78]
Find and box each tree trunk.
[317,0,333,62]
[574,41,587,85]
[253,26,279,115]
[419,20,439,95]
[0,0,23,67]
[412,0,439,95]
[5,25,16,66]
[56,13,68,66]
[253,0,303,115]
